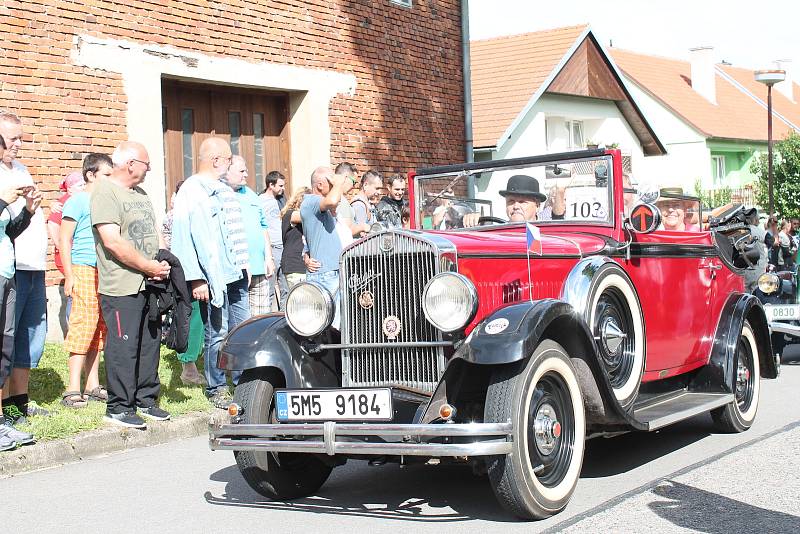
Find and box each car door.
[624,229,718,375]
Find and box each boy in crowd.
[60,153,112,408]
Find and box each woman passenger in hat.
[656,188,701,232]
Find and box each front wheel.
[711,322,761,433]
[233,370,333,499]
[484,340,586,519]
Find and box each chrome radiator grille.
[341,232,444,394]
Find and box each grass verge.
[12,343,212,442]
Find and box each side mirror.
[625,203,661,234]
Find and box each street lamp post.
[754,69,786,216]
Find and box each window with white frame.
[390,0,412,7]
[566,120,584,149]
[712,155,726,184]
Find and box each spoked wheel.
[594,288,636,390]
[588,266,644,409]
[712,322,761,433]
[233,370,333,499]
[484,340,586,520]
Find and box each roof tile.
[610,48,800,142]
[470,25,588,147]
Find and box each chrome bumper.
[769,321,800,338]
[209,421,513,457]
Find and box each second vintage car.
[209,149,778,519]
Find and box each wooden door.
[161,80,291,202]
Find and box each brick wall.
[0,0,466,285]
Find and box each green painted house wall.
[707,139,765,188]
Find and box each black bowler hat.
[499,175,546,202]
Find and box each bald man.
[170,137,246,409]
[300,165,352,329]
[91,141,172,428]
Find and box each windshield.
[415,155,615,230]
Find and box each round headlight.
[422,273,478,332]
[758,273,780,294]
[285,282,334,336]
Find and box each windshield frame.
[412,150,616,230]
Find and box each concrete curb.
[0,411,224,478]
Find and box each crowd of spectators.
[0,105,411,446]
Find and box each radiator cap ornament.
[382,315,402,339]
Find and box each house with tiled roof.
[470,24,800,201]
[470,25,666,183]
[610,47,800,197]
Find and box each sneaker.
[104,411,147,429]
[138,406,171,421]
[0,433,16,452]
[208,388,232,410]
[0,418,35,445]
[26,401,51,418]
[2,405,27,426]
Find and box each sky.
[468,0,800,83]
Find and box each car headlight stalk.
[757,273,780,295]
[285,282,334,336]
[422,273,479,332]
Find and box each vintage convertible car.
[209,149,778,520]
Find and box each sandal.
[61,391,88,408]
[85,386,108,402]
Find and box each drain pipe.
[461,0,475,197]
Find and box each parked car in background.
[754,266,800,359]
[210,149,778,520]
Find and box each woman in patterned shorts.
[60,154,113,407]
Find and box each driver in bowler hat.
[463,175,565,226]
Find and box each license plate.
[765,304,800,322]
[275,388,393,421]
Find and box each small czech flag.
[526,222,542,255]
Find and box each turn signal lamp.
[228,403,241,417]
[438,403,456,420]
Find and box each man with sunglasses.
[171,137,247,409]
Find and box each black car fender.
[441,299,631,426]
[218,313,339,389]
[691,292,777,394]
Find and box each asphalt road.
[3,350,800,533]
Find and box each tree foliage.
[751,132,800,218]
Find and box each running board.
[633,391,734,431]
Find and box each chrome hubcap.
[533,403,561,455]
[601,317,627,355]
[736,359,751,394]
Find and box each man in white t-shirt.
[0,110,49,423]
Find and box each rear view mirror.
[626,203,661,234]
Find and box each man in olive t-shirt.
[91,141,171,430]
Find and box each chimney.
[689,46,717,104]
[774,59,795,102]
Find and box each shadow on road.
[581,416,711,478]
[648,480,800,533]
[205,461,517,523]
[203,415,714,523]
